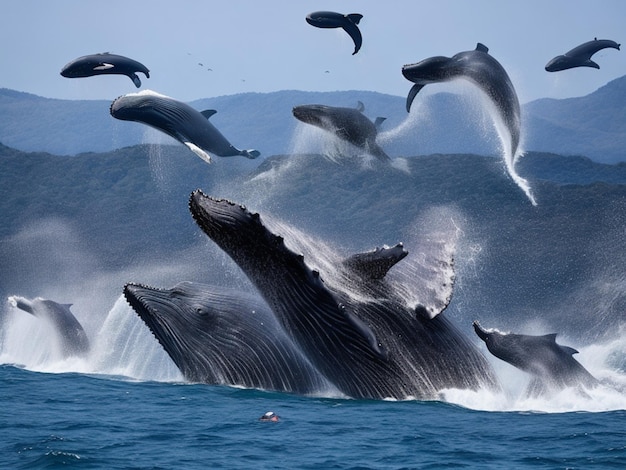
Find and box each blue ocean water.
[1,365,625,470]
[1,297,625,469]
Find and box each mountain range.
[1,75,626,163]
[1,141,624,341]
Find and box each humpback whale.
[110,90,260,164]
[8,295,90,357]
[402,43,521,159]
[124,282,329,394]
[305,11,364,55]
[545,38,621,72]
[189,190,499,400]
[473,321,598,396]
[292,102,390,161]
[61,52,150,88]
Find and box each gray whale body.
[189,190,499,400]
[110,90,260,164]
[402,43,521,159]
[61,52,149,88]
[292,103,390,161]
[545,38,620,72]
[124,282,329,394]
[306,11,364,55]
[8,295,90,357]
[473,321,598,396]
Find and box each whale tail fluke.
[346,14,363,25]
[241,149,261,159]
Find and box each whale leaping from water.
[473,321,598,396]
[8,295,90,357]
[188,190,499,400]
[402,43,536,205]
[61,52,150,88]
[110,90,260,164]
[545,38,621,72]
[306,11,364,55]
[292,102,390,162]
[402,43,521,159]
[124,281,330,394]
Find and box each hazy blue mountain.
[524,75,626,163]
[1,75,626,162]
[1,142,624,340]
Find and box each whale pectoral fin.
[201,109,218,119]
[406,84,425,112]
[341,304,387,360]
[341,21,363,55]
[130,73,142,88]
[241,149,261,159]
[374,117,387,128]
[475,43,489,53]
[584,60,600,69]
[93,62,115,71]
[183,142,213,164]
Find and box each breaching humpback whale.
[545,38,621,72]
[189,190,499,400]
[61,52,150,88]
[473,321,598,396]
[110,90,260,164]
[402,43,521,159]
[292,102,390,162]
[8,295,90,357]
[306,11,364,55]
[124,282,329,394]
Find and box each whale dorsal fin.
[560,345,579,355]
[542,333,579,355]
[201,110,218,119]
[475,43,489,53]
[342,244,408,281]
[356,101,365,112]
[374,117,387,128]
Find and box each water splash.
[0,295,182,382]
[381,82,537,205]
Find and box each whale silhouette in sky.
[188,190,499,400]
[473,321,598,396]
[110,90,260,164]
[61,52,150,88]
[545,38,621,72]
[292,102,390,161]
[8,295,90,357]
[306,11,364,55]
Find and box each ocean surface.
[1,298,625,469]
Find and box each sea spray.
[90,295,182,381]
[0,295,181,382]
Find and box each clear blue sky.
[1,0,624,104]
